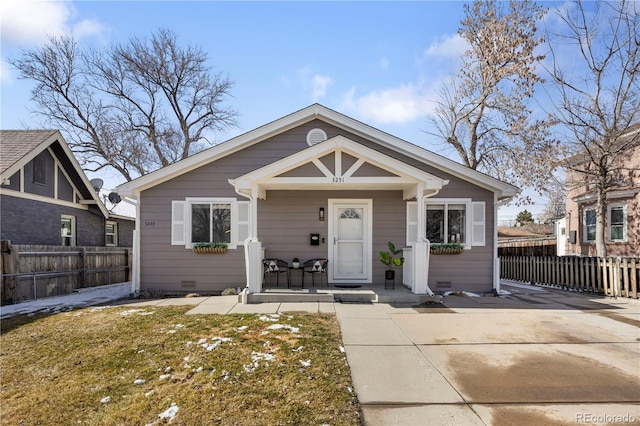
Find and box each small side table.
[288,267,304,288]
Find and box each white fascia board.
[116,103,518,199]
[117,106,323,197]
[2,130,109,218]
[1,132,58,179]
[316,107,520,198]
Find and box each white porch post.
[244,189,263,294]
[412,186,434,295]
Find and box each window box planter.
[192,243,228,254]
[430,243,464,255]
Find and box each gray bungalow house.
[117,104,518,298]
[0,130,134,247]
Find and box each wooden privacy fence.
[500,256,639,299]
[1,241,132,305]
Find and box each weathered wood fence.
[500,256,639,299]
[1,241,132,305]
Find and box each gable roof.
[0,130,109,218]
[1,130,58,175]
[117,104,519,199]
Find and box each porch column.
[244,188,263,294]
[412,186,434,295]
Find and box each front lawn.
[0,306,359,425]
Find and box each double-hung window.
[583,208,596,242]
[61,215,75,246]
[171,198,250,249]
[106,221,118,246]
[406,199,485,248]
[608,204,626,242]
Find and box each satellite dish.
[108,192,122,204]
[90,178,104,192]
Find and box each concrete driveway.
[338,281,640,425]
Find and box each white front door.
[328,199,372,283]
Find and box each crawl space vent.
[306,128,328,146]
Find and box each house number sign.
[144,221,156,227]
[332,177,345,183]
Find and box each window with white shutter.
[237,201,250,245]
[171,201,186,245]
[406,201,418,245]
[471,201,486,246]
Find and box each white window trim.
[106,221,118,247]
[608,203,627,242]
[184,197,238,249]
[61,214,76,246]
[423,198,474,249]
[583,206,596,243]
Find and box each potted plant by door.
[379,241,405,281]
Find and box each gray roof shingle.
[0,130,58,175]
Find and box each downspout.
[413,187,441,296]
[233,183,262,301]
[131,190,141,297]
[494,195,514,295]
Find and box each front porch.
[243,282,438,304]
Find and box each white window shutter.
[471,201,485,246]
[171,200,186,245]
[406,201,418,245]
[237,201,250,245]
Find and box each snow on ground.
[266,324,300,333]
[0,282,131,318]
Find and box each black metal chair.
[263,259,289,288]
[302,259,328,289]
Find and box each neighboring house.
[497,224,556,256]
[117,104,518,297]
[0,130,134,247]
[564,129,640,258]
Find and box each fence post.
[1,240,17,305]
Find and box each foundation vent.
[181,280,197,288]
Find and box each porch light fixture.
[319,207,325,221]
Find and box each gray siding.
[138,119,497,293]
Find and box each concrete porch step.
[245,291,334,303]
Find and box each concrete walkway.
[3,281,639,425]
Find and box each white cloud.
[0,0,106,45]
[340,84,430,125]
[0,59,13,84]
[424,34,468,58]
[311,74,332,101]
[1,0,71,44]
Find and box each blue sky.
[1,0,556,220]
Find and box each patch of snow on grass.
[159,374,171,380]
[244,351,276,373]
[300,360,311,367]
[266,324,300,333]
[258,314,280,322]
[157,402,179,423]
[134,379,146,385]
[100,396,111,403]
[200,336,232,351]
[292,346,304,352]
[235,325,249,331]
[339,346,345,353]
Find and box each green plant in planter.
[193,242,228,249]
[379,242,404,280]
[430,242,464,254]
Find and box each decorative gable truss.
[229,135,448,200]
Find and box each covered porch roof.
[229,135,449,200]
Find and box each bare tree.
[10,28,237,181]
[540,177,567,222]
[427,0,559,201]
[548,0,640,256]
